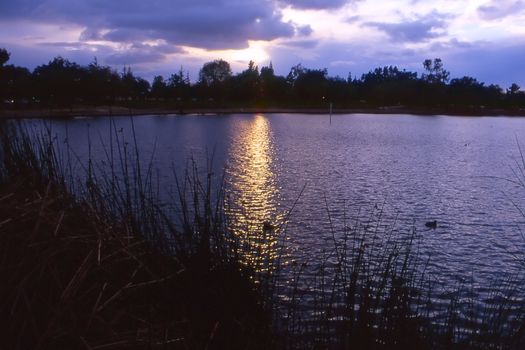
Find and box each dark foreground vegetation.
[1,47,524,115]
[1,121,525,349]
[0,122,273,349]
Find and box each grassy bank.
[1,120,525,349]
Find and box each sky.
[1,0,524,87]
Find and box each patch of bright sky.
[281,5,364,42]
[230,41,271,66]
[449,2,521,42]
[281,0,519,46]
[181,40,270,72]
[489,12,525,38]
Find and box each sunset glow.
[0,0,524,85]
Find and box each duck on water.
[425,220,437,229]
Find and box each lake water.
[28,113,525,305]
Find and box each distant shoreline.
[2,105,525,119]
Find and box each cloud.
[478,0,525,20]
[279,0,351,9]
[429,38,475,51]
[330,60,356,67]
[364,11,450,43]
[36,40,185,65]
[297,25,313,36]
[2,0,524,89]
[346,15,361,23]
[38,41,108,51]
[105,51,165,65]
[266,40,405,78]
[279,39,319,48]
[79,28,103,41]
[0,0,301,50]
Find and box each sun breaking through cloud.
[0,0,524,87]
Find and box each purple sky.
[1,0,524,87]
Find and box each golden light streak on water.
[225,115,284,276]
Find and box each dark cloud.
[105,51,165,65]
[364,12,450,43]
[429,38,475,51]
[280,39,319,48]
[478,0,525,20]
[297,25,313,36]
[279,0,351,9]
[36,40,185,65]
[38,41,108,51]
[130,42,185,55]
[0,0,301,50]
[346,15,361,23]
[79,28,103,41]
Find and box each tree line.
[1,47,524,111]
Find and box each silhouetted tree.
[81,58,121,104]
[296,68,328,104]
[0,46,522,112]
[507,83,521,95]
[260,63,274,79]
[135,78,150,100]
[198,59,232,86]
[259,63,275,101]
[449,76,485,107]
[151,75,168,100]
[259,62,288,105]
[119,67,150,102]
[422,58,450,84]
[358,66,419,106]
[506,83,524,108]
[326,76,352,106]
[420,58,450,106]
[286,64,306,86]
[231,60,260,103]
[168,67,191,101]
[169,67,189,88]
[484,84,504,107]
[0,62,32,107]
[1,49,47,106]
[286,64,328,105]
[198,59,232,103]
[0,48,10,67]
[33,56,84,106]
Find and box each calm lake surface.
[29,113,525,298]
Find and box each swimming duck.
[425,220,437,229]
[263,222,275,231]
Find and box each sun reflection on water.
[225,115,284,276]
